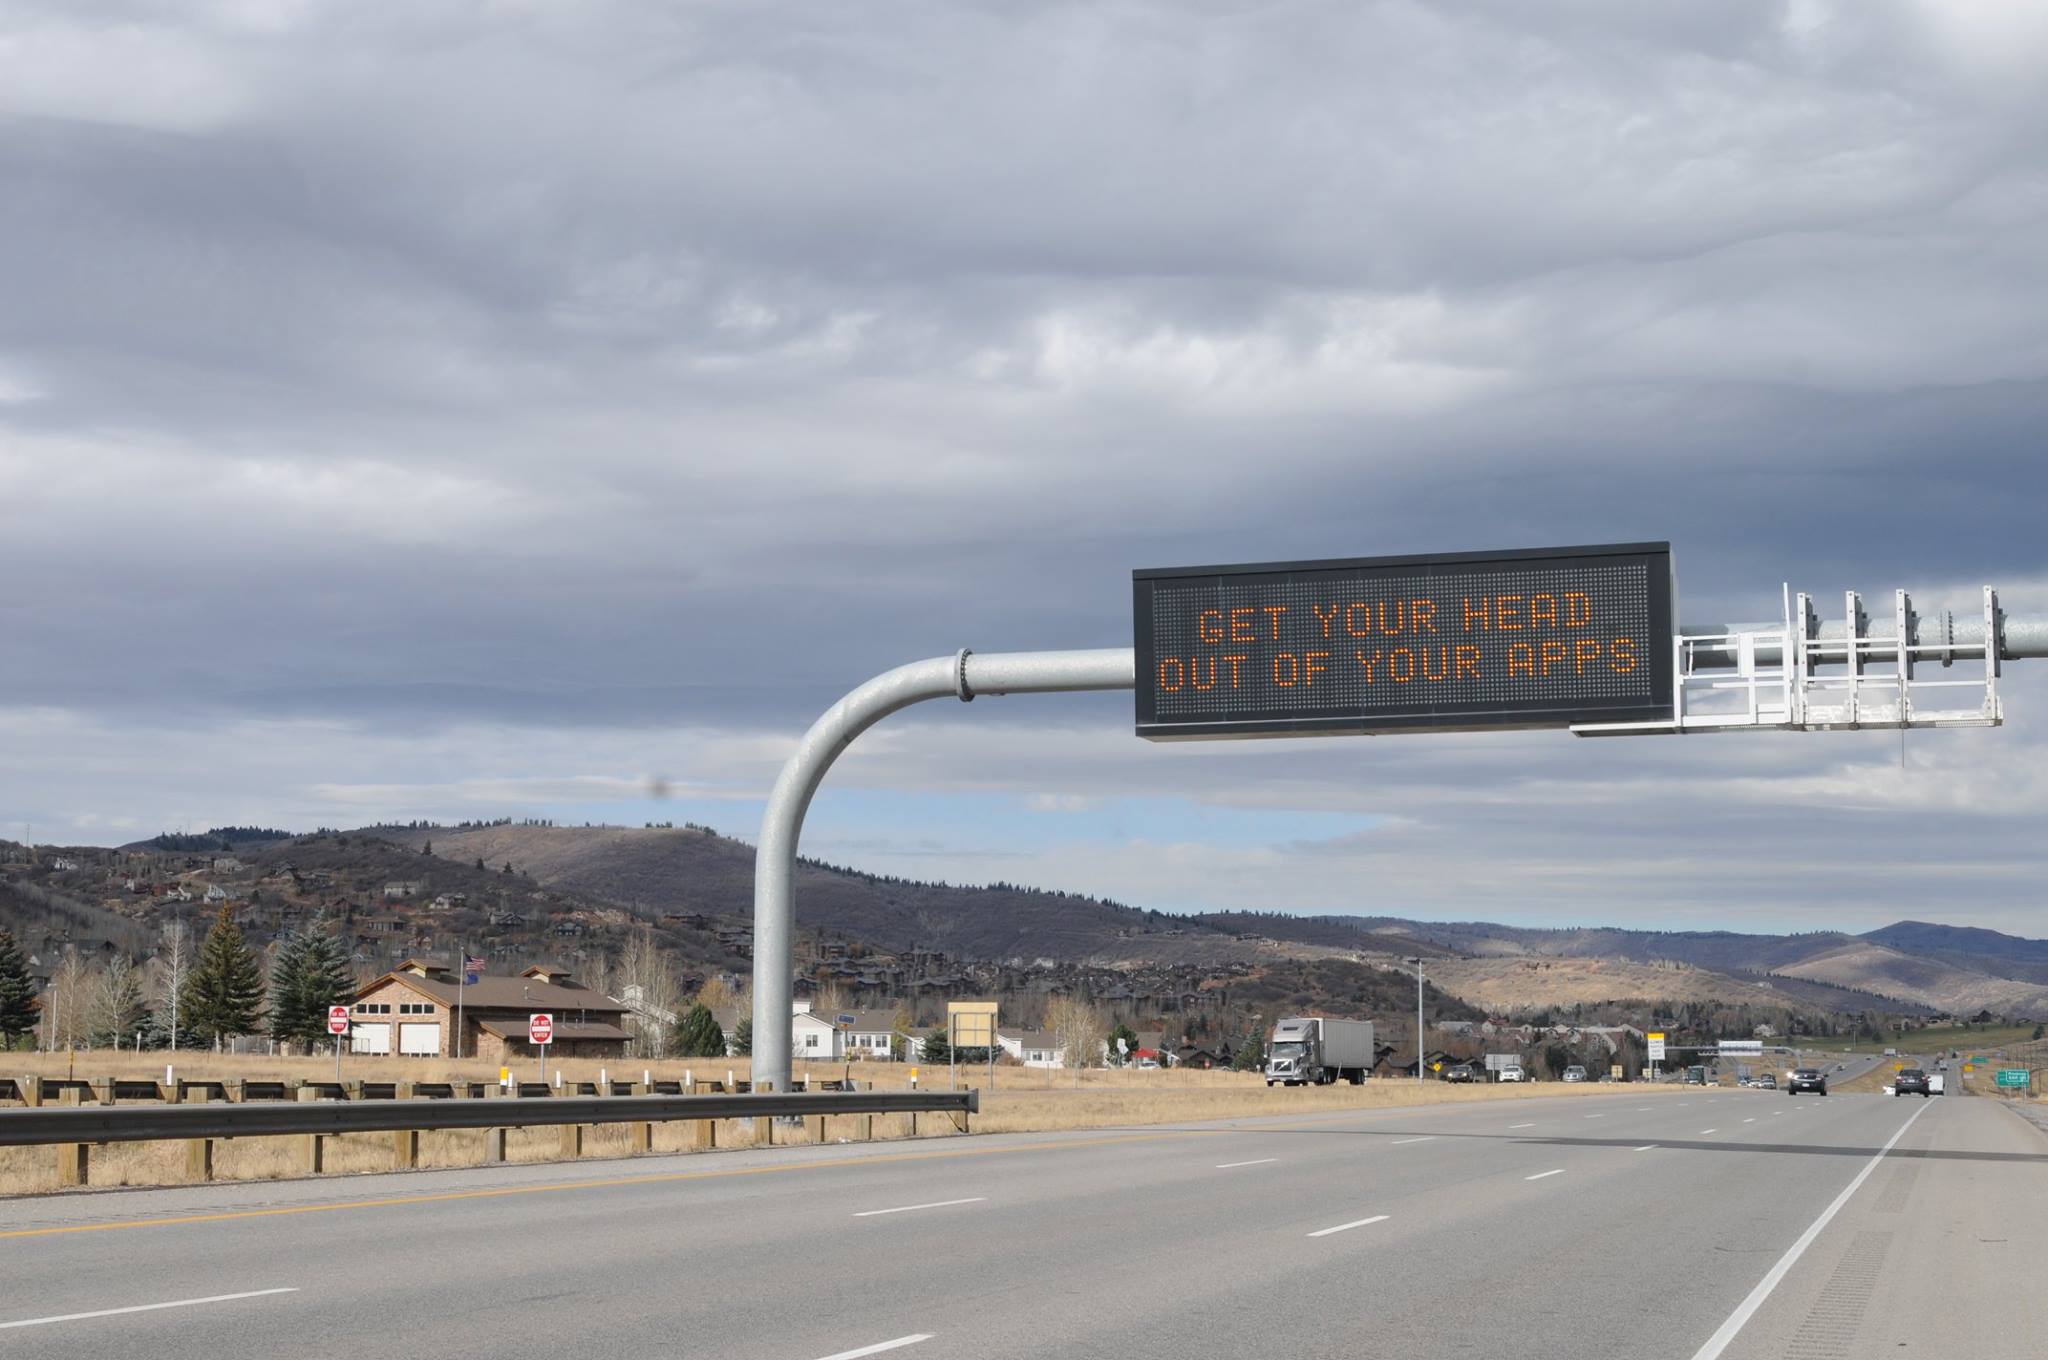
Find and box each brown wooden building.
[349,960,632,1061]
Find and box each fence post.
[393,1128,419,1169]
[185,1138,214,1182]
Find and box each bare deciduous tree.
[41,947,89,1052]
[616,927,683,1058]
[155,916,192,1051]
[1047,996,1106,1082]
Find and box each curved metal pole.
[751,648,1134,1093]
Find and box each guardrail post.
[22,1075,43,1107]
[393,1128,419,1169]
[806,1114,826,1143]
[295,1086,325,1172]
[859,1113,874,1141]
[56,1141,88,1186]
[630,1121,652,1154]
[185,1137,214,1182]
[692,1118,715,1151]
[96,1077,115,1105]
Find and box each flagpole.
[455,943,465,1061]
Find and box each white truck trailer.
[1264,1017,1376,1086]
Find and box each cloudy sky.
[4,1,2047,934]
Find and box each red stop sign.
[327,1005,351,1035]
[529,1013,554,1046]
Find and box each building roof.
[474,1017,633,1043]
[356,968,627,1016]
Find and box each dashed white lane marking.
[816,1336,933,1360]
[1308,1214,1391,1238]
[1688,1100,1934,1360]
[1584,1114,1605,1120]
[1526,1169,1565,1181]
[853,1198,987,1218]
[1509,1122,1536,1130]
[1634,1145,1658,1152]
[0,1289,299,1331]
[1700,1129,1718,1135]
[1215,1159,1279,1169]
[1390,1137,1435,1145]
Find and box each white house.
[791,1003,840,1059]
[841,1010,901,1061]
[997,1028,1066,1068]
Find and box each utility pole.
[1407,957,1424,1085]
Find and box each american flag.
[464,954,484,985]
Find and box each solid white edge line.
[1215,1158,1279,1169]
[1525,1169,1565,1181]
[814,1335,934,1360]
[0,1288,299,1330]
[1307,1214,1390,1238]
[852,1198,987,1218]
[1687,1099,1934,1360]
[1389,1137,1434,1145]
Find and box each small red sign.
[327,1005,351,1035]
[529,1013,554,1046]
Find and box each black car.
[1443,1063,1476,1083]
[1787,1067,1828,1095]
[1894,1068,1931,1097]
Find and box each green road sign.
[1996,1068,2031,1089]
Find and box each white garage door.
[351,1023,391,1055]
[398,1023,441,1056]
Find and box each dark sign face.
[1134,543,1673,740]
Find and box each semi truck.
[1264,1017,1376,1086]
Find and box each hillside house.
[996,1029,1065,1068]
[349,960,630,1061]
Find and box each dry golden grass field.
[0,1052,1676,1197]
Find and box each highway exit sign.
[1996,1068,2030,1089]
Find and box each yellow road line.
[0,1130,1204,1241]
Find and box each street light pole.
[1407,957,1424,1085]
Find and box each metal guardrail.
[0,1089,978,1147]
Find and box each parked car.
[1561,1065,1588,1083]
[1894,1068,1932,1098]
[1443,1063,1476,1083]
[1788,1067,1828,1095]
[1496,1066,1526,1083]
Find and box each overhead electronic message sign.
[1134,542,1674,740]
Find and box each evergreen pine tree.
[0,928,37,1045]
[922,1026,950,1064]
[730,1016,753,1056]
[182,904,266,1047]
[269,930,353,1049]
[673,1003,727,1058]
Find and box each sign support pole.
[749,649,1133,1098]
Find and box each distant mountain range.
[372,823,2048,1019]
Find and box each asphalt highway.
[3,1081,2042,1360]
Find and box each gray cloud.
[3,0,2046,930]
